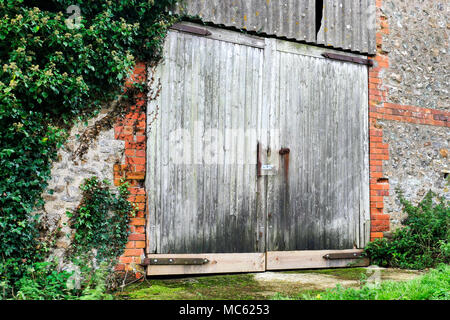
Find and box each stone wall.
[380,0,449,111]
[37,108,125,264]
[369,0,449,235]
[38,63,148,276]
[381,121,449,229]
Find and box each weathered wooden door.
[146,23,370,275]
[261,40,370,269]
[146,24,267,274]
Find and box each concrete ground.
[116,266,424,300]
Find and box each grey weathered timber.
[173,0,376,54]
[266,250,369,270]
[146,23,370,259]
[264,39,370,251]
[146,26,265,254]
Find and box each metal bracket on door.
[322,53,374,67]
[323,252,364,260]
[279,148,290,180]
[141,258,210,266]
[170,23,212,37]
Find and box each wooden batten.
[146,253,266,276]
[266,250,369,271]
[145,250,370,276]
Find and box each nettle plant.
[365,191,449,270]
[0,0,177,297]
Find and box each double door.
[145,22,370,275]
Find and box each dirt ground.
[116,266,424,300]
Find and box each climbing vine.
[0,0,178,298]
[67,177,135,264]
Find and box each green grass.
[295,264,450,300]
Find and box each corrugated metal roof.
[317,0,376,54]
[173,0,376,55]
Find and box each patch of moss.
[116,274,270,300]
[123,285,188,300]
[116,267,425,300]
[284,268,368,281]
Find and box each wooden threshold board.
[145,250,369,276]
[146,253,265,276]
[266,249,369,270]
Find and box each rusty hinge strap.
[323,252,364,260]
[257,142,261,177]
[141,258,210,266]
[322,53,373,67]
[170,23,212,37]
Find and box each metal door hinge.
[322,53,374,67]
[170,23,212,37]
[141,257,210,266]
[323,252,364,260]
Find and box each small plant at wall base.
[365,191,449,270]
[13,260,77,300]
[0,0,178,299]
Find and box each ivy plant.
[0,0,177,297]
[67,177,136,266]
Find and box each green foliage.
[0,0,177,299]
[365,191,449,269]
[13,260,77,300]
[78,262,114,300]
[302,264,450,300]
[67,177,135,266]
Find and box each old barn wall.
[37,1,449,272]
[381,122,449,228]
[369,0,449,235]
[381,0,448,111]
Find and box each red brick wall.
[113,62,147,275]
[368,0,449,241]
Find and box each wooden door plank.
[266,250,369,270]
[146,253,266,276]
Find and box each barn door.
[146,23,370,275]
[262,40,370,269]
[146,25,267,274]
